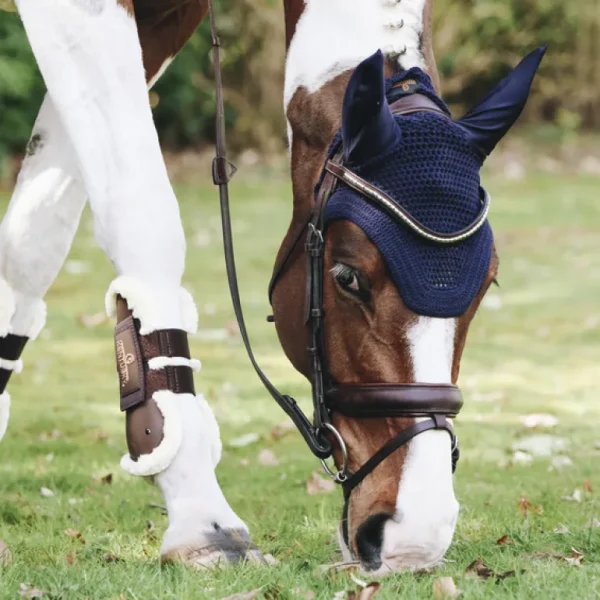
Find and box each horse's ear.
[457,46,547,158]
[342,50,399,164]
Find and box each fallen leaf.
[0,539,12,567]
[349,583,381,600]
[433,577,461,599]
[258,449,280,467]
[306,472,336,495]
[554,524,570,534]
[271,421,296,440]
[496,535,514,545]
[565,548,584,567]
[512,435,568,457]
[102,553,122,563]
[466,558,494,579]
[77,313,110,328]
[18,584,44,598]
[561,489,582,503]
[511,451,533,466]
[228,433,260,448]
[65,552,76,566]
[550,456,573,470]
[520,414,558,429]
[585,517,600,528]
[583,479,593,494]
[517,494,543,517]
[40,487,54,498]
[63,529,84,544]
[101,473,113,485]
[220,591,260,600]
[316,561,360,575]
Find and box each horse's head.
[273,47,544,574]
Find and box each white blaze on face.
[377,317,459,573]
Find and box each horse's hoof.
[160,528,266,569]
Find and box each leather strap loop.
[0,334,28,394]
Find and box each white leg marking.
[377,317,459,573]
[284,0,427,110]
[16,0,248,541]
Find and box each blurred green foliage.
[0,0,598,164]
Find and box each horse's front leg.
[15,0,262,566]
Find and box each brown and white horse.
[272,0,542,575]
[0,0,263,568]
[0,0,541,576]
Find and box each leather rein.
[208,2,489,495]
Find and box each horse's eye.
[333,265,361,293]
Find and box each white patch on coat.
[375,317,459,572]
[284,0,427,111]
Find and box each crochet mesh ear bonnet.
[323,48,546,318]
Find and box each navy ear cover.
[341,50,400,164]
[457,46,547,157]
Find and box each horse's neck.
[283,0,437,217]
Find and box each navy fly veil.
[323,48,546,318]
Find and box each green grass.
[0,165,599,599]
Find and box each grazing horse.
[0,0,264,568]
[268,0,544,574]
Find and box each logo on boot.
[116,340,136,388]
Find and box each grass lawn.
[0,164,598,599]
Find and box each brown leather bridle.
[207,1,491,500]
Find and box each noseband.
[209,12,487,502]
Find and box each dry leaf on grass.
[258,449,280,467]
[40,487,54,498]
[306,472,336,495]
[583,479,593,494]
[65,551,76,566]
[496,535,514,545]
[77,313,110,328]
[585,517,600,528]
[465,558,517,580]
[512,435,567,457]
[271,421,296,440]
[553,524,570,534]
[348,582,381,600]
[519,414,558,429]
[525,548,584,566]
[228,433,260,448]
[18,584,44,599]
[564,548,584,567]
[561,489,582,503]
[0,539,12,567]
[101,473,113,485]
[517,494,543,517]
[220,590,261,600]
[511,451,533,466]
[432,577,461,599]
[316,561,360,575]
[102,553,122,563]
[63,529,85,544]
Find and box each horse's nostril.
[355,513,392,571]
